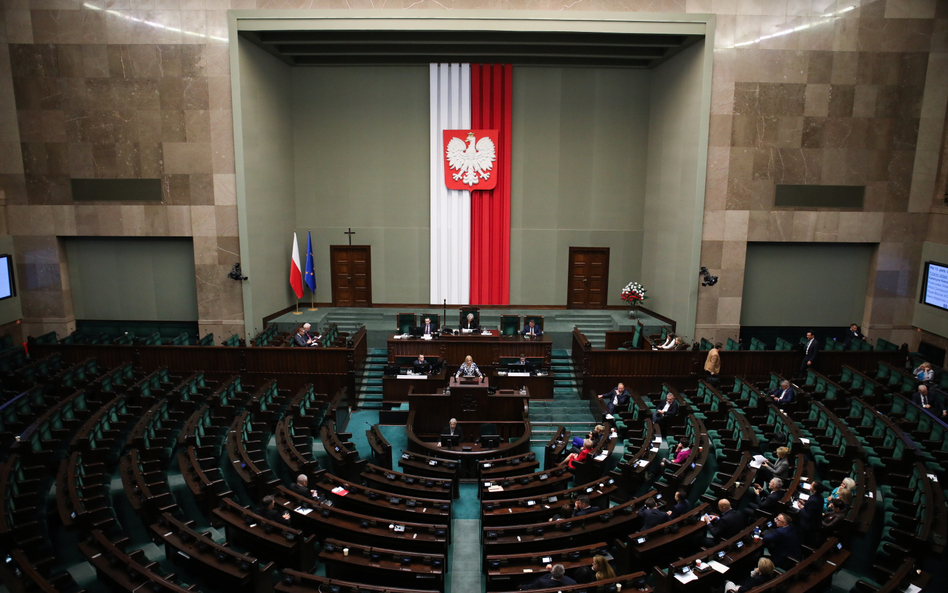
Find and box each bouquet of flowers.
[621,281,648,304]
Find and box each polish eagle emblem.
[445,131,497,188]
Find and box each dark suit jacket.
[521,325,543,337]
[524,573,576,590]
[413,359,431,373]
[822,510,847,532]
[461,318,479,330]
[655,399,679,417]
[422,323,436,335]
[753,489,784,513]
[798,494,823,533]
[640,507,670,530]
[668,500,691,519]
[601,389,630,408]
[912,391,943,414]
[261,507,292,526]
[573,505,600,517]
[770,387,795,404]
[440,425,464,443]
[735,570,774,593]
[763,525,802,567]
[288,483,314,499]
[708,509,745,541]
[293,333,311,347]
[803,339,818,363]
[843,329,864,347]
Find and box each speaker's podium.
[406,378,531,479]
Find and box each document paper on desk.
[708,560,729,573]
[674,571,699,584]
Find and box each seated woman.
[822,498,848,533]
[914,362,934,382]
[591,555,616,580]
[759,446,792,482]
[725,558,775,593]
[657,333,677,350]
[566,439,594,469]
[824,477,856,511]
[660,438,692,471]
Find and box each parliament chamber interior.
[1,3,948,593]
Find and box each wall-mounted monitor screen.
[0,255,14,301]
[920,261,948,312]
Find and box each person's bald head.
[919,385,928,395]
[717,499,731,513]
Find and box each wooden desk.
[320,537,444,592]
[383,370,447,404]
[387,333,552,367]
[213,498,315,571]
[408,388,527,433]
[492,369,554,400]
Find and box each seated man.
[639,496,669,530]
[912,385,946,418]
[460,312,479,331]
[521,319,543,337]
[572,495,600,517]
[769,380,795,404]
[701,498,744,547]
[288,474,316,499]
[652,392,679,426]
[748,478,784,514]
[667,489,691,519]
[421,317,436,336]
[843,323,866,348]
[259,495,291,526]
[294,324,316,347]
[437,418,464,447]
[412,354,431,374]
[523,564,575,590]
[762,513,802,569]
[598,382,630,414]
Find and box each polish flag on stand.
[289,232,303,299]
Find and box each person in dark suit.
[652,392,679,427]
[521,319,543,337]
[843,324,866,348]
[667,489,691,519]
[798,331,818,378]
[598,383,630,414]
[421,317,436,336]
[748,478,784,514]
[725,558,775,593]
[572,495,600,517]
[794,481,824,546]
[639,497,669,530]
[438,418,464,447]
[461,312,479,331]
[762,513,802,569]
[702,499,745,546]
[259,495,291,526]
[294,324,316,347]
[821,498,848,533]
[523,564,575,590]
[769,380,795,405]
[288,474,316,499]
[413,354,431,374]
[912,385,946,418]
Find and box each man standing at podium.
[521,319,542,337]
[455,355,482,378]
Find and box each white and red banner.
[430,64,512,306]
[289,232,303,299]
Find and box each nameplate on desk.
[508,372,530,377]
[397,375,426,380]
[461,329,474,334]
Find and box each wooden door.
[330,246,372,307]
[567,247,609,309]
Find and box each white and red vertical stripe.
[429,63,512,306]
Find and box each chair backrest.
[396,313,416,334]
[500,315,520,336]
[459,307,479,327]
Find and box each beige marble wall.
[0,0,946,347]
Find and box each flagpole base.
[307,308,319,311]
[291,311,303,315]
